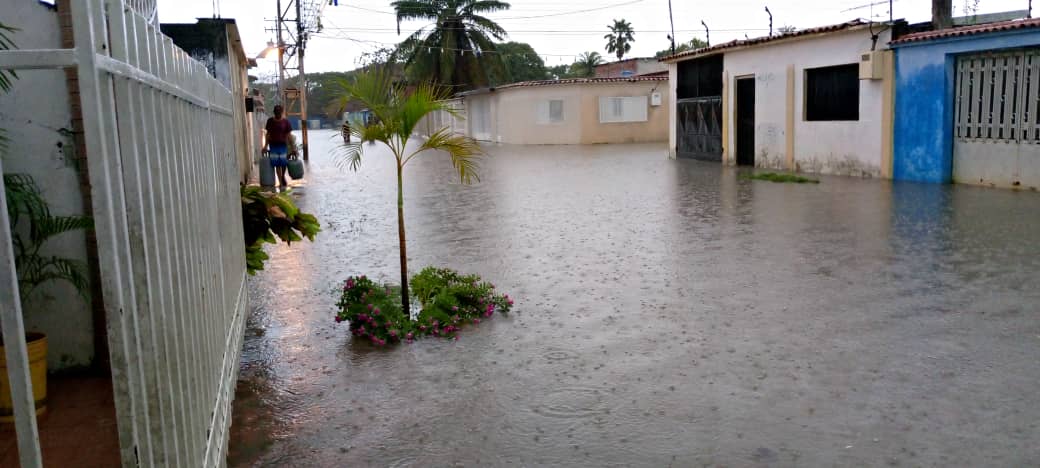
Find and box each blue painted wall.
[892,29,1040,183]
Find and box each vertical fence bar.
[0,158,43,468]
[70,0,148,464]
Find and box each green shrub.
[335,267,514,346]
[241,185,320,275]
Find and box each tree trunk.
[396,161,410,315]
[932,0,953,30]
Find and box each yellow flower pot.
[0,333,48,422]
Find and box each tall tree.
[572,51,605,77]
[494,41,547,83]
[336,69,483,313]
[392,0,511,91]
[604,19,635,60]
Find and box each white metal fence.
[0,1,248,466]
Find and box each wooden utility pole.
[932,0,953,29]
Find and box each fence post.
[0,159,43,468]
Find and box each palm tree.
[572,51,605,78]
[392,0,511,91]
[336,69,483,313]
[604,19,635,60]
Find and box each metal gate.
[954,49,1040,188]
[0,0,248,466]
[676,96,722,161]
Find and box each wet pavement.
[228,130,1040,467]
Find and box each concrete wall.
[0,2,96,370]
[722,28,891,177]
[892,30,1040,185]
[459,80,669,145]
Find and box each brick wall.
[57,0,109,374]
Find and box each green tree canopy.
[655,37,709,58]
[493,41,547,84]
[392,0,511,91]
[604,19,635,60]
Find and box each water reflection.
[229,131,1040,467]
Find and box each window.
[599,96,649,123]
[537,99,565,124]
[805,64,859,121]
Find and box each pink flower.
[346,278,355,289]
[359,314,368,322]
[508,299,514,306]
[335,316,343,323]
[389,330,398,338]
[373,308,381,316]
[473,318,481,324]
[452,306,459,312]
[405,332,414,340]
[419,325,427,332]
[367,304,373,310]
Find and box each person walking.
[265,104,293,186]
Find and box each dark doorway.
[735,77,756,166]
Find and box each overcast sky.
[156,0,1030,78]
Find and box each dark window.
[677,55,723,99]
[805,64,859,121]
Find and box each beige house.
[440,77,669,145]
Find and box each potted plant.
[0,174,92,421]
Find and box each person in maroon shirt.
[265,105,293,186]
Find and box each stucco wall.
[461,81,669,145]
[723,28,890,177]
[577,82,669,144]
[892,30,1040,184]
[0,2,96,370]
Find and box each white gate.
[954,49,1040,188]
[0,1,248,466]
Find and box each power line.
[337,0,647,19]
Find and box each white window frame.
[536,99,565,124]
[598,96,649,123]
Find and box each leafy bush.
[335,267,514,346]
[241,185,320,275]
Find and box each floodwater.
[229,130,1040,466]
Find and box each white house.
[661,20,896,178]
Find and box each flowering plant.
[335,267,514,346]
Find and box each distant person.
[265,105,292,186]
[342,120,351,143]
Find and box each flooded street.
[229,130,1040,466]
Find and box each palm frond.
[0,23,18,93]
[468,15,508,40]
[406,127,483,184]
[17,256,90,301]
[31,215,93,245]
